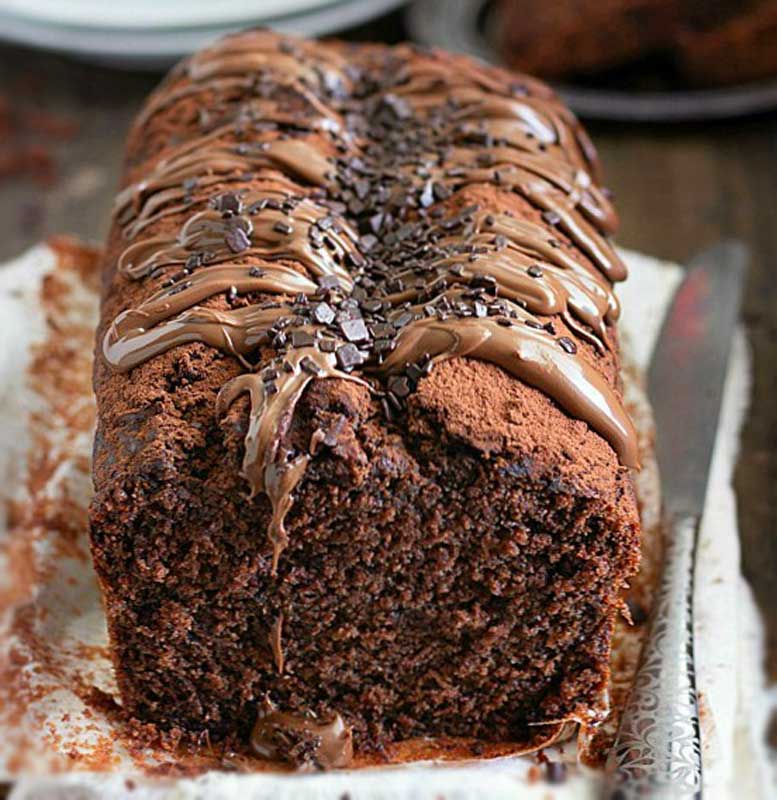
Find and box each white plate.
[0,0,338,29]
[0,0,407,68]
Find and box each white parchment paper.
[0,241,771,799]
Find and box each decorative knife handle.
[605,512,703,799]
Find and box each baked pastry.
[498,0,677,81]
[499,0,777,87]
[89,30,641,769]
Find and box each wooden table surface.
[1,8,776,716]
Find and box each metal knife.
[604,241,748,800]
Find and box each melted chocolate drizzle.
[250,696,354,770]
[104,30,639,576]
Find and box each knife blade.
[649,240,748,517]
[605,241,748,800]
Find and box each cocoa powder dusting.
[0,239,121,774]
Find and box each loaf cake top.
[100,29,638,572]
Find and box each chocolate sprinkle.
[336,343,364,369]
[558,336,577,355]
[317,275,341,291]
[291,331,315,348]
[387,375,410,398]
[216,192,242,214]
[339,318,370,344]
[225,226,251,254]
[300,356,323,376]
[312,302,336,325]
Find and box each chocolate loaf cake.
[498,0,677,81]
[89,30,641,769]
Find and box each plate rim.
[0,0,343,31]
[0,0,407,66]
